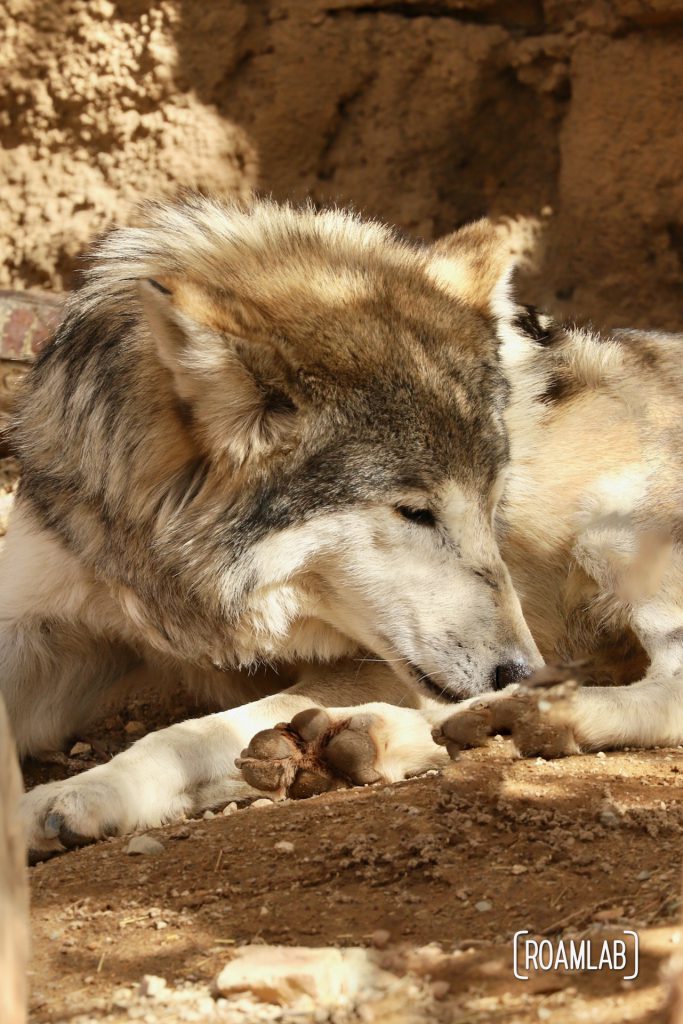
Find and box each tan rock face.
[2,0,683,330]
[0,1,256,290]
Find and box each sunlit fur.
[3,196,683,854]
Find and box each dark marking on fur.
[174,397,196,430]
[262,388,298,417]
[148,278,172,295]
[539,369,579,406]
[513,304,558,347]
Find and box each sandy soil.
[24,700,683,1023]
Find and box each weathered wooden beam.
[0,696,28,1024]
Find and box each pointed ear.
[138,277,298,465]
[427,219,523,317]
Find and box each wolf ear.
[427,219,522,317]
[138,277,298,465]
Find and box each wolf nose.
[493,660,532,691]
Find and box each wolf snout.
[491,660,533,691]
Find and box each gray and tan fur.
[1,195,681,858]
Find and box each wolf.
[2,195,681,859]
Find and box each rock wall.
[2,0,683,330]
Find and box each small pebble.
[274,840,295,853]
[126,835,165,856]
[475,900,492,913]
[511,864,527,875]
[250,798,274,809]
[222,802,238,816]
[139,975,167,998]
[370,929,391,949]
[69,741,92,756]
[596,751,606,759]
[170,827,190,840]
[202,810,215,819]
[636,870,652,881]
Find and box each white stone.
[69,742,92,756]
[126,835,165,856]
[213,945,391,1009]
[139,974,167,998]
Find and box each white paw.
[21,771,133,862]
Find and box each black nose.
[493,660,532,691]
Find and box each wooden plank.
[0,696,28,1024]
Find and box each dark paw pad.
[325,723,381,784]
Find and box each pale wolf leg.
[21,661,446,858]
[0,696,28,1024]
[0,619,138,758]
[435,549,683,757]
[435,652,683,758]
[0,507,138,757]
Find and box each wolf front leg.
[0,696,28,1024]
[436,548,683,757]
[21,690,317,860]
[21,660,445,858]
[436,516,683,757]
[434,668,683,758]
[0,505,140,757]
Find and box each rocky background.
[2,0,683,330]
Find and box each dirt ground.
[23,693,683,1024]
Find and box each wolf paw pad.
[433,668,582,759]
[236,709,383,799]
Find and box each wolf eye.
[395,506,437,528]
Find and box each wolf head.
[70,197,541,696]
